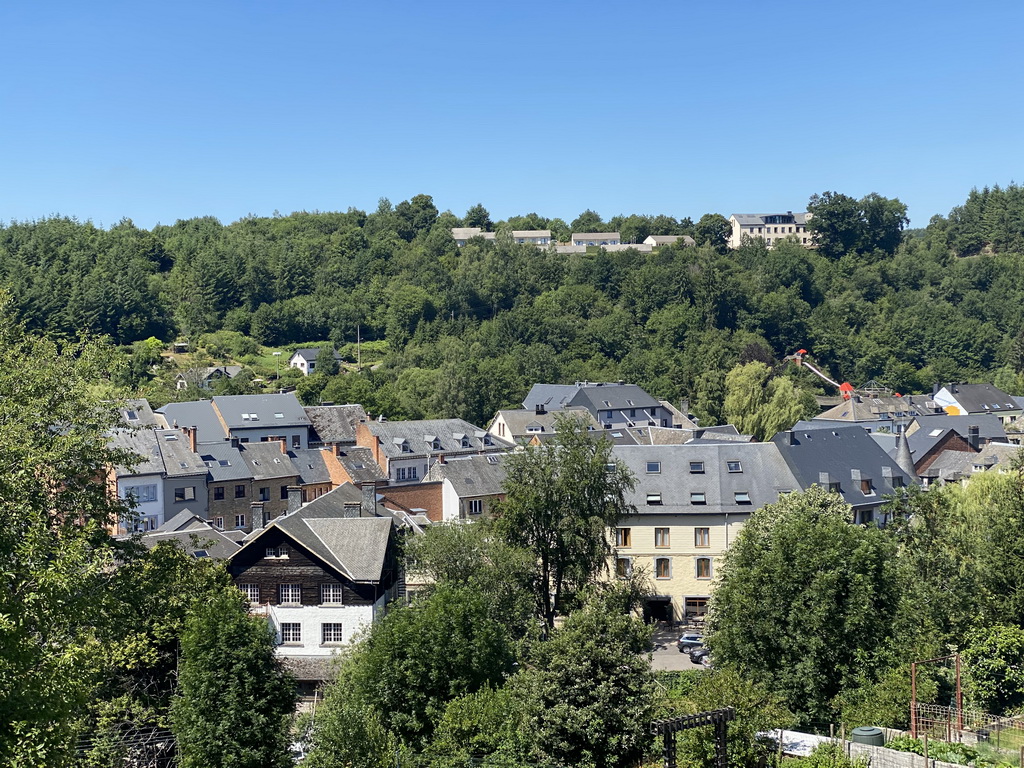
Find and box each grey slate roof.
[490,407,598,439]
[364,418,512,460]
[511,229,551,238]
[909,413,1006,442]
[157,400,226,444]
[110,428,165,476]
[939,383,1018,413]
[424,454,507,498]
[241,442,300,481]
[522,382,661,414]
[772,426,916,509]
[119,399,162,428]
[334,447,387,484]
[731,212,809,226]
[197,443,251,482]
[141,514,241,560]
[213,393,311,430]
[613,443,800,515]
[289,348,342,364]
[271,508,393,583]
[305,404,368,445]
[289,448,332,485]
[155,429,208,477]
[815,395,917,422]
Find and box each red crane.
[784,349,855,400]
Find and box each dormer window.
[431,438,441,450]
[482,435,493,447]
[727,461,742,473]
[401,441,412,454]
[461,436,472,447]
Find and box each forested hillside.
[2,184,1023,426]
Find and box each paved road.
[649,626,703,672]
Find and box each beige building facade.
[728,212,811,249]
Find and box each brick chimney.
[181,425,198,453]
[279,437,289,455]
[968,425,980,451]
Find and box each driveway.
[649,626,704,672]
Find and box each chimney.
[968,425,980,451]
[343,502,361,518]
[361,483,377,518]
[182,425,197,453]
[230,436,240,449]
[287,486,303,514]
[535,403,546,415]
[437,454,445,464]
[784,430,797,446]
[250,501,265,531]
[279,437,289,455]
[334,443,343,457]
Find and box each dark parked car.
[688,647,711,665]
[677,633,704,653]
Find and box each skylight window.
[275,412,285,418]
[929,429,943,437]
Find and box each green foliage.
[963,624,1024,714]
[171,588,296,768]
[807,191,909,258]
[788,743,869,768]
[664,668,795,768]
[708,486,902,725]
[883,736,1014,768]
[508,598,656,768]
[0,301,135,766]
[722,362,817,440]
[493,414,636,627]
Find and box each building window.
[281,486,289,500]
[689,461,704,474]
[655,557,671,579]
[124,484,158,503]
[690,492,707,505]
[605,410,614,420]
[727,461,742,473]
[174,486,196,502]
[278,584,302,604]
[734,492,751,504]
[861,479,874,495]
[629,409,636,418]
[266,546,286,558]
[696,558,713,579]
[646,493,663,506]
[281,623,301,643]
[615,557,632,579]
[655,528,670,548]
[321,584,345,605]
[234,514,246,529]
[615,528,632,547]
[292,434,301,448]
[321,623,345,645]
[259,487,270,501]
[400,441,412,453]
[239,583,260,603]
[410,466,418,480]
[235,484,246,499]
[431,438,442,450]
[469,499,483,515]
[213,486,225,501]
[461,436,472,448]
[214,516,224,528]
[695,527,710,547]
[646,461,661,474]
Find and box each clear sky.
[1,0,1021,229]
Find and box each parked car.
[677,633,704,653]
[688,647,711,665]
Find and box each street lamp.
[272,352,282,390]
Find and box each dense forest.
[2,184,1024,426]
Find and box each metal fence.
[915,703,1024,750]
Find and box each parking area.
[649,625,704,672]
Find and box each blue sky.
[1,0,1021,229]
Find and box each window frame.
[320,583,345,605]
[278,583,302,605]
[695,527,710,548]
[689,461,705,474]
[695,557,713,580]
[280,622,302,644]
[654,527,670,548]
[615,527,632,547]
[690,492,707,505]
[646,493,663,506]
[321,622,345,645]
[234,484,247,499]
[213,486,225,501]
[646,461,661,474]
[727,461,743,473]
[655,557,672,579]
[240,583,260,603]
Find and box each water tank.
[850,727,885,746]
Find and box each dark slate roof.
[424,454,507,498]
[334,447,387,484]
[237,497,393,583]
[489,407,598,438]
[569,383,666,414]
[155,429,209,477]
[612,443,799,515]
[816,395,917,422]
[909,413,1006,442]
[157,400,226,444]
[197,443,252,482]
[522,384,580,410]
[364,418,512,460]
[289,448,332,485]
[142,516,241,560]
[939,383,1018,414]
[213,393,311,430]
[731,212,809,226]
[290,348,343,363]
[240,442,300,481]
[771,426,917,509]
[119,399,161,428]
[110,427,165,476]
[305,404,368,445]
